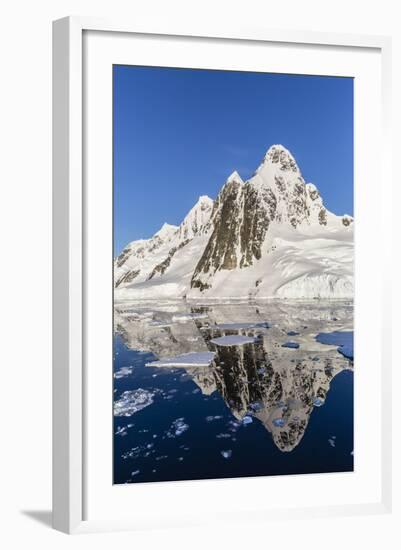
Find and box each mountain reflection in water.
[114,301,354,483]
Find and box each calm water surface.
[113,301,354,484]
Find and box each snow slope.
[115,145,353,301]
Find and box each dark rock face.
[147,239,190,280]
[240,185,276,267]
[191,177,278,288]
[116,247,132,268]
[115,269,140,287]
[192,179,243,287]
[342,216,353,227]
[319,208,328,226]
[267,145,299,172]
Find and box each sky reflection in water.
[113,301,354,484]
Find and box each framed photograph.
[53,17,392,534]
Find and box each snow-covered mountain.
[115,145,353,300]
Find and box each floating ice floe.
[148,321,172,329]
[210,335,258,346]
[313,397,325,407]
[206,415,224,422]
[249,401,263,412]
[221,450,232,459]
[146,351,215,368]
[242,415,253,425]
[114,388,155,416]
[166,418,189,438]
[114,366,133,379]
[281,341,300,349]
[328,438,336,447]
[131,470,140,477]
[214,322,270,330]
[216,433,231,439]
[172,313,208,322]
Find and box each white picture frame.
[52,16,392,534]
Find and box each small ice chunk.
[272,418,286,428]
[131,470,140,477]
[206,415,223,422]
[114,366,133,379]
[146,351,215,368]
[313,397,325,407]
[211,335,257,346]
[172,313,208,322]
[242,415,253,425]
[281,341,300,349]
[215,322,269,330]
[249,401,263,412]
[114,389,154,417]
[328,438,336,447]
[166,418,189,438]
[221,450,232,459]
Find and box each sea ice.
[172,313,208,322]
[210,335,258,346]
[206,415,223,422]
[114,389,154,417]
[166,418,189,438]
[313,397,325,407]
[242,415,253,425]
[221,450,233,459]
[214,322,269,330]
[114,366,133,379]
[281,341,300,349]
[146,351,215,368]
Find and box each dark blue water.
[113,321,354,484]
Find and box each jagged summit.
[257,144,300,175]
[177,195,214,240]
[226,170,244,184]
[155,222,178,239]
[115,143,353,300]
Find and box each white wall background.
[0,0,399,547]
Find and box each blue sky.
[114,66,353,254]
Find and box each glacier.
[114,144,353,301]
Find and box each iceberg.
[114,389,154,417]
[210,335,258,346]
[146,351,215,367]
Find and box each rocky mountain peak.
[154,222,179,240]
[226,170,244,185]
[115,143,353,300]
[177,195,214,240]
[262,144,300,173]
